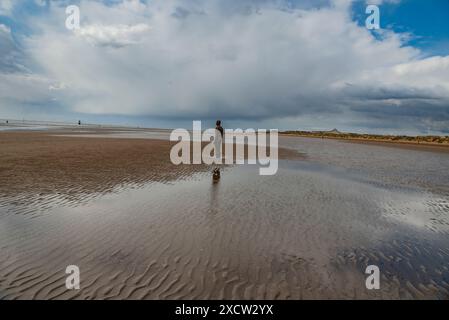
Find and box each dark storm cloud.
[342,84,443,101]
[350,99,449,119]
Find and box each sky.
[0,0,448,134]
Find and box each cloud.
[392,56,449,84]
[1,0,449,134]
[0,23,64,116]
[0,23,11,35]
[365,0,401,5]
[0,0,13,16]
[74,23,151,48]
[35,0,47,7]
[0,24,27,73]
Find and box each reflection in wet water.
[1,134,449,299]
[209,173,220,218]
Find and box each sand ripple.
[1,163,449,299]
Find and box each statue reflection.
[209,167,221,217]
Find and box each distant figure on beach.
[5,120,8,124]
[78,120,81,125]
[215,120,223,160]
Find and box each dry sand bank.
[280,133,449,154]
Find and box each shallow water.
[1,134,449,299]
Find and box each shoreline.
[280,133,449,153]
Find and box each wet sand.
[0,131,206,209]
[1,129,449,299]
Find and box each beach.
[1,128,449,299]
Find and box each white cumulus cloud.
[75,23,151,48]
